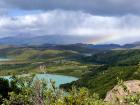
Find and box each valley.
[0,0,140,104]
[0,43,140,104]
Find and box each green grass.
[0,48,85,76]
[46,61,90,77]
[0,63,39,76]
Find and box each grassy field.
[0,48,92,77]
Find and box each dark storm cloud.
[1,0,140,15]
[0,0,140,44]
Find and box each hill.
[0,47,93,77]
[61,49,140,98]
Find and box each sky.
[0,0,140,44]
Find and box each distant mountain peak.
[0,36,140,50]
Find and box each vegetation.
[1,75,110,105]
[1,47,140,104]
[82,50,140,66]
[61,50,140,98]
[0,48,87,76]
[1,75,140,105]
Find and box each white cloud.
[0,10,140,44]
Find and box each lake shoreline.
[1,73,79,87]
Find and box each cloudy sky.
[0,0,140,44]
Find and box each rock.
[104,80,140,104]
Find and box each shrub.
[2,76,110,105]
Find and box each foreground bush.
[2,75,140,105]
[2,75,110,105]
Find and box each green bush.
[2,76,110,105]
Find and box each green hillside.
[61,49,140,98]
[0,48,90,76]
[82,50,140,65]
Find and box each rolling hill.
[61,49,140,97]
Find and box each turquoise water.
[0,57,78,87]
[0,58,78,87]
[2,74,78,87]
[34,74,78,87]
[0,57,11,61]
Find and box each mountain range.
[0,35,92,45]
[0,35,140,50]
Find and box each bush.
[2,76,110,105]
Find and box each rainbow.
[87,34,120,44]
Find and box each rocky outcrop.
[104,80,140,104]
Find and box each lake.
[0,57,78,87]
[35,74,78,87]
[2,74,78,87]
[0,57,11,61]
